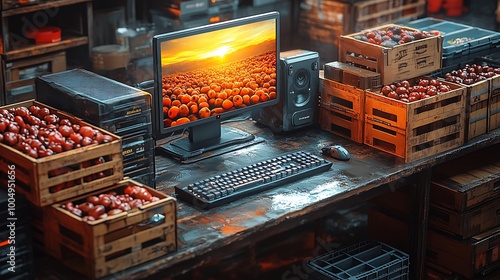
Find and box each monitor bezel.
[152,11,281,141]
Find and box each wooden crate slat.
[407,118,462,146]
[321,78,364,118]
[320,108,364,143]
[364,119,407,157]
[92,232,177,279]
[95,225,173,258]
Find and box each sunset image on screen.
[160,19,277,128]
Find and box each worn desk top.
[36,119,500,279]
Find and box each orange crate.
[364,78,466,162]
[0,100,123,206]
[489,74,500,132]
[320,76,365,143]
[44,179,177,279]
[339,24,443,85]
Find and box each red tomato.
[87,196,100,205]
[58,125,74,137]
[88,205,106,219]
[387,92,399,100]
[69,133,83,144]
[79,126,95,138]
[108,209,123,216]
[3,132,18,146]
[78,202,94,213]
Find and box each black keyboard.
[174,150,333,209]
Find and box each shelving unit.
[0,0,93,105]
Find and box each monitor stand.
[157,120,264,163]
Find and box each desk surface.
[36,119,500,279]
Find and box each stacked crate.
[404,18,500,141]
[297,0,426,65]
[367,145,500,279]
[0,98,177,278]
[35,69,156,187]
[331,23,469,163]
[425,150,500,278]
[319,62,381,143]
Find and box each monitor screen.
[152,11,280,162]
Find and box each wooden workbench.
[34,118,500,280]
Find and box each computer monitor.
[152,11,280,162]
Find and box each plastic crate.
[403,18,473,36]
[405,18,500,72]
[307,240,409,280]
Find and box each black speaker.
[253,49,319,132]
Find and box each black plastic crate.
[307,240,409,280]
[480,52,500,68]
[405,17,500,71]
[35,68,152,125]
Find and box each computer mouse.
[322,145,351,161]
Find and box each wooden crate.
[319,76,365,143]
[490,74,500,132]
[2,51,66,104]
[339,24,443,85]
[431,153,500,213]
[364,78,466,162]
[368,206,500,278]
[427,226,500,279]
[429,195,500,239]
[45,179,177,279]
[0,100,123,206]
